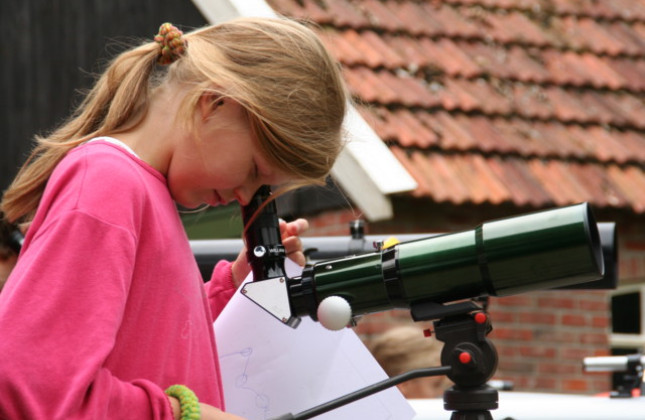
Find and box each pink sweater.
[0,140,237,419]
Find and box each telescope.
[230,186,616,419]
[583,355,645,373]
[238,186,607,330]
[583,354,645,398]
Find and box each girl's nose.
[234,182,262,207]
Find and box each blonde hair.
[369,325,443,377]
[369,325,452,399]
[1,17,348,225]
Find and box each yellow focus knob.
[382,237,400,249]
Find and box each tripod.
[413,300,499,420]
[271,299,499,420]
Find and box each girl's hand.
[279,218,309,267]
[199,402,246,420]
[231,218,310,287]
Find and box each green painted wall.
[181,204,243,240]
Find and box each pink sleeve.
[0,211,173,420]
[204,260,238,320]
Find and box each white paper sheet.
[213,260,415,420]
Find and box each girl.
[0,17,347,420]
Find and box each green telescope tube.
[288,203,604,320]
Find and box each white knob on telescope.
[317,296,352,331]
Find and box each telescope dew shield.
[289,203,604,320]
[472,202,603,295]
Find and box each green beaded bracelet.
[165,384,201,420]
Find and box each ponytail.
[1,40,160,225]
[0,214,22,256]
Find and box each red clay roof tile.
[342,29,385,67]
[586,126,632,164]
[634,23,645,47]
[488,157,552,207]
[503,47,551,83]
[621,131,645,162]
[361,0,408,32]
[323,0,370,27]
[607,165,645,213]
[422,2,482,38]
[427,154,474,204]
[608,59,645,91]
[389,147,431,197]
[428,112,478,150]
[470,154,514,204]
[570,163,624,208]
[435,39,482,77]
[361,31,408,68]
[389,1,437,36]
[526,160,574,206]
[604,22,645,56]
[271,0,331,23]
[465,116,515,153]
[325,30,365,65]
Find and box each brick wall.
[620,218,645,282]
[347,292,612,395]
[307,208,362,236]
[302,202,641,395]
[486,291,611,393]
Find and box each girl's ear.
[198,93,224,119]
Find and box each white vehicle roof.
[410,391,645,420]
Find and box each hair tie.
[165,385,200,420]
[154,22,187,65]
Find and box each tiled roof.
[267,0,645,213]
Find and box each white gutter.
[191,0,276,22]
[191,0,418,221]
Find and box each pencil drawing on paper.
[221,347,271,419]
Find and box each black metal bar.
[269,366,452,420]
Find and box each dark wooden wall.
[0,0,208,192]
